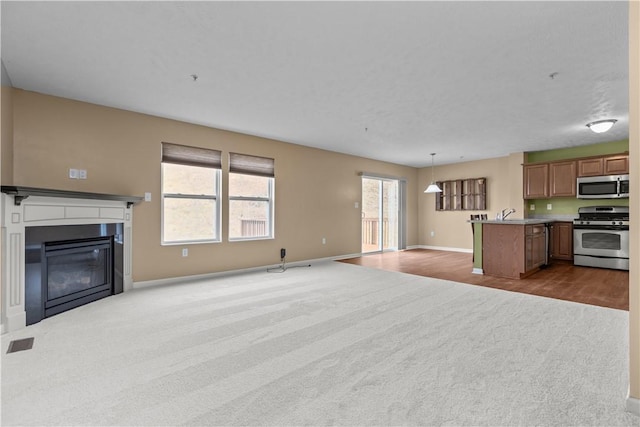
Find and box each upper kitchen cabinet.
[523,163,549,199]
[525,152,628,199]
[577,153,629,177]
[604,155,629,175]
[549,160,576,197]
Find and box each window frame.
[228,173,275,242]
[161,144,222,245]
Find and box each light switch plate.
[69,168,78,179]
[78,169,87,179]
[144,192,152,202]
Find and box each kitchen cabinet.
[525,153,628,198]
[523,164,549,199]
[549,161,576,197]
[525,224,547,271]
[482,223,547,279]
[604,155,629,175]
[549,221,573,261]
[577,154,629,177]
[577,158,604,177]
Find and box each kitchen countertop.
[468,218,554,225]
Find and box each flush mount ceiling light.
[586,119,617,133]
[424,153,442,193]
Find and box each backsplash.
[526,197,629,216]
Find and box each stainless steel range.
[573,206,629,270]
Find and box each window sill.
[229,236,274,243]
[161,239,221,246]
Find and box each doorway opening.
[362,177,400,253]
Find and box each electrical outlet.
[530,204,535,211]
[78,169,87,179]
[322,237,326,245]
[355,202,359,209]
[182,248,188,257]
[69,168,78,179]
[144,192,152,202]
[430,231,435,237]
[546,203,552,210]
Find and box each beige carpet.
[1,261,637,426]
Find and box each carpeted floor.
[1,261,637,426]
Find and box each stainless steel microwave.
[577,174,629,199]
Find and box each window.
[228,152,275,240]
[161,142,221,244]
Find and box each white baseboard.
[627,390,640,416]
[472,268,484,275]
[133,253,362,289]
[412,245,473,254]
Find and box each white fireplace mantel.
[1,187,142,334]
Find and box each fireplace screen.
[44,238,112,312]
[47,241,110,301]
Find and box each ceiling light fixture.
[586,119,617,133]
[424,153,442,193]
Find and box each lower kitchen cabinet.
[549,221,573,261]
[482,223,547,279]
[526,224,547,271]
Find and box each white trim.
[472,268,484,275]
[413,245,473,253]
[627,390,640,416]
[133,253,363,289]
[358,171,407,182]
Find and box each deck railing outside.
[362,217,395,249]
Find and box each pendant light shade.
[424,153,442,193]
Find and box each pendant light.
[424,153,442,193]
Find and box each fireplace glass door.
[44,238,113,316]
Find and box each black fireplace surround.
[25,223,124,325]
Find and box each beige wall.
[10,89,419,282]
[629,0,639,402]
[1,85,13,184]
[417,154,524,250]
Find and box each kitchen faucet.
[496,208,516,220]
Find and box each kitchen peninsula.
[470,218,554,279]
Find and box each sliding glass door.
[362,177,399,253]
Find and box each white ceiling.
[0,1,629,168]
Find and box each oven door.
[573,227,629,258]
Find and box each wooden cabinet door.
[604,155,629,175]
[549,161,576,197]
[550,222,573,261]
[525,225,546,270]
[523,164,549,199]
[578,158,604,177]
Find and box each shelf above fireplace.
[1,186,143,208]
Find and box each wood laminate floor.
[339,249,629,311]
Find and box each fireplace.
[2,186,141,333]
[25,224,124,325]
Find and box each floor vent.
[7,337,34,354]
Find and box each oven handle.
[573,225,629,231]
